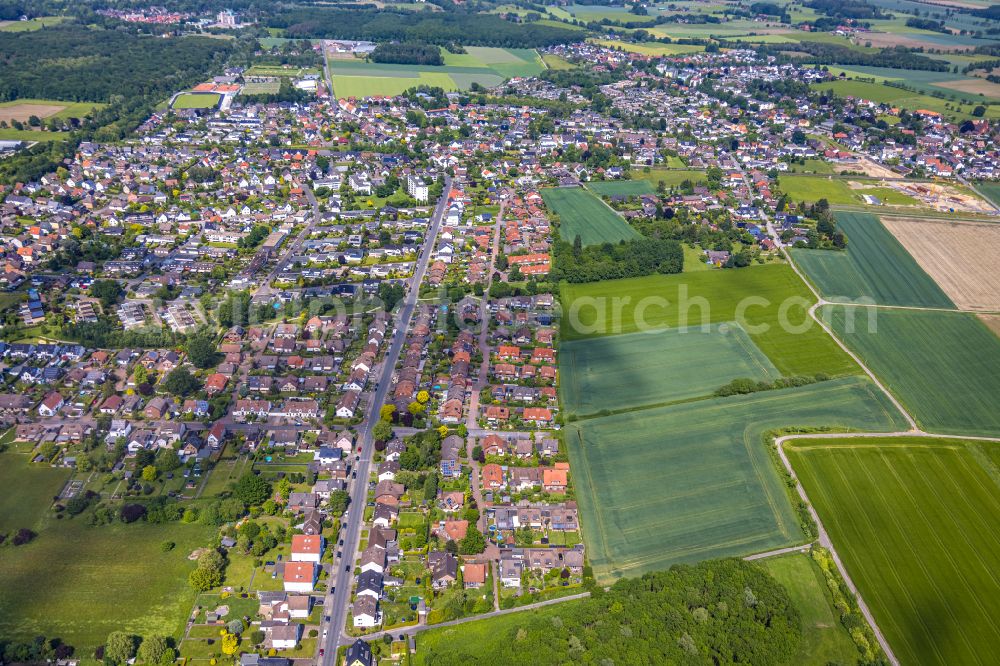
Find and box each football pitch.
[560,323,780,417]
[787,437,1000,666]
[792,212,955,308]
[542,187,641,246]
[566,376,907,582]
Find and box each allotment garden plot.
[561,263,859,377]
[542,187,640,246]
[787,437,1000,666]
[566,376,907,582]
[792,212,954,308]
[823,306,1000,436]
[560,324,779,417]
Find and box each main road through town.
[318,178,451,664]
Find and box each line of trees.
[371,42,443,66]
[552,236,684,283]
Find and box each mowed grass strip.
[566,376,907,582]
[792,211,954,308]
[560,323,780,417]
[585,179,654,197]
[823,306,1000,436]
[560,263,860,377]
[543,187,640,246]
[787,437,1000,666]
[759,553,860,666]
[779,175,860,204]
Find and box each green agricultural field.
[591,38,704,55]
[778,175,859,204]
[585,179,654,197]
[328,49,543,98]
[173,93,221,109]
[812,79,1000,120]
[560,323,780,417]
[822,306,1000,436]
[0,128,69,142]
[787,437,1000,666]
[566,376,907,581]
[561,263,860,377]
[976,181,1000,208]
[759,553,860,665]
[542,187,640,246]
[0,16,66,31]
[792,212,954,308]
[0,514,213,653]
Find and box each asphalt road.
[253,184,320,302]
[318,178,451,663]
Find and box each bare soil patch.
[856,32,975,52]
[0,103,66,124]
[935,77,1000,98]
[978,314,1000,336]
[844,157,898,179]
[886,181,994,214]
[882,216,1000,310]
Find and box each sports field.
[792,212,954,308]
[328,48,544,98]
[560,323,780,417]
[787,437,1000,666]
[823,306,1000,436]
[542,187,641,246]
[173,93,221,109]
[561,263,860,377]
[585,179,654,197]
[778,175,859,204]
[566,376,907,581]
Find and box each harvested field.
[0,102,65,123]
[978,314,1000,336]
[935,77,1000,97]
[881,216,1000,310]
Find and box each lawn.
[560,323,780,417]
[0,127,69,142]
[632,167,706,188]
[542,187,640,246]
[787,437,1000,666]
[566,376,907,581]
[778,175,859,204]
[560,263,861,377]
[792,211,955,308]
[0,445,69,534]
[0,518,214,654]
[759,553,860,666]
[822,306,1000,436]
[585,179,654,197]
[173,93,221,109]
